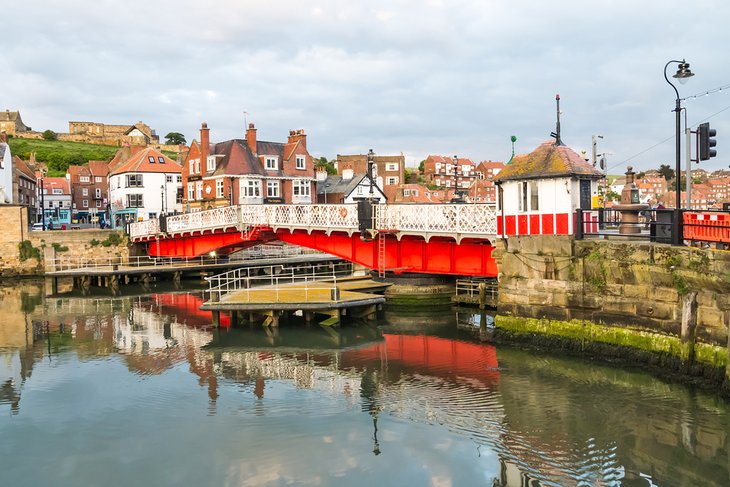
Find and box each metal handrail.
[206,262,353,302]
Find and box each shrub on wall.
[18,240,41,261]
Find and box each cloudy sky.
[3,0,730,172]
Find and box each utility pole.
[592,134,603,166]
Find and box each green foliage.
[657,164,674,181]
[664,254,683,270]
[51,242,69,252]
[672,272,689,296]
[418,160,425,172]
[18,240,41,261]
[90,238,100,247]
[164,132,186,145]
[315,156,337,175]
[42,130,58,141]
[7,139,118,177]
[100,232,124,247]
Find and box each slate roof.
[207,139,312,179]
[13,156,35,180]
[0,111,20,122]
[316,174,367,196]
[493,140,603,182]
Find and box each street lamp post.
[160,185,165,216]
[664,59,694,244]
[451,155,463,203]
[40,172,46,230]
[367,148,375,200]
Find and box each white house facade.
[0,133,13,204]
[109,148,182,225]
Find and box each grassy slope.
[8,138,119,176]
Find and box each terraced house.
[182,122,315,211]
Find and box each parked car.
[31,222,44,231]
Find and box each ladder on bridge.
[377,232,386,279]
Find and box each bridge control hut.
[493,139,603,236]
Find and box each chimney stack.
[200,122,210,174]
[287,129,307,150]
[246,123,257,155]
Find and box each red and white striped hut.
[493,139,603,236]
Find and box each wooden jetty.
[45,253,344,295]
[201,276,390,328]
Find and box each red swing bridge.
[129,203,500,277]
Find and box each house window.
[196,181,203,199]
[293,180,310,197]
[53,189,63,195]
[195,159,200,173]
[386,177,398,185]
[296,155,306,170]
[148,156,156,163]
[82,199,88,208]
[95,188,102,198]
[82,188,89,196]
[519,182,528,212]
[207,156,216,172]
[386,163,399,171]
[216,179,224,198]
[126,194,143,207]
[242,179,261,197]
[126,174,143,187]
[403,189,410,196]
[158,156,165,164]
[266,181,279,197]
[265,157,278,170]
[176,175,182,183]
[189,160,195,173]
[95,200,101,208]
[176,187,183,204]
[95,176,102,183]
[166,175,172,183]
[530,181,539,211]
[80,176,90,183]
[187,182,194,201]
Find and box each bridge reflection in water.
[1,285,728,486]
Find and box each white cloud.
[1,0,729,171]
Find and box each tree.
[315,156,337,175]
[42,130,57,141]
[164,132,186,145]
[418,160,425,172]
[658,164,674,181]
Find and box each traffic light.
[698,122,717,161]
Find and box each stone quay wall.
[0,206,129,277]
[492,235,730,393]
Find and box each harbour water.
[0,281,728,486]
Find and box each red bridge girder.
[277,230,497,277]
[147,227,274,258]
[141,226,497,277]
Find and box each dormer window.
[207,156,216,172]
[148,156,155,163]
[158,156,165,164]
[265,157,278,170]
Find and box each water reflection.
[0,282,728,487]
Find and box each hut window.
[530,181,539,211]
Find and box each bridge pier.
[211,310,220,328]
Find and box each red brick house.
[422,155,478,192]
[336,153,405,192]
[183,122,315,210]
[67,160,110,222]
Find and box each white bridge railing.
[129,203,497,240]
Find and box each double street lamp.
[664,59,694,244]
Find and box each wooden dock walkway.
[201,276,390,327]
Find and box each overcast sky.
[3,0,730,172]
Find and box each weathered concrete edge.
[494,315,730,397]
